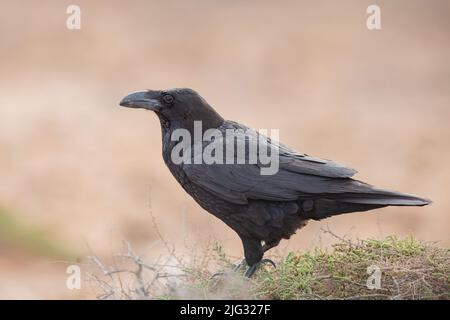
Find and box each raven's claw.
[244,259,277,278]
[211,258,276,279]
[210,258,246,279]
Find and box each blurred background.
[0,0,449,299]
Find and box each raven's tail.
[336,189,431,206]
[303,180,431,220]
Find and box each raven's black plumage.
[120,88,431,271]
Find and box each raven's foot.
[244,259,277,278]
[210,258,246,279]
[232,258,247,272]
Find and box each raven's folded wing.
[182,121,362,204]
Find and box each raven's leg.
[212,238,275,278]
[262,239,280,253]
[242,238,276,278]
[241,237,263,267]
[243,240,280,277]
[210,238,261,279]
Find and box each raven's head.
[120,88,224,130]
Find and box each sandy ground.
[0,0,449,298]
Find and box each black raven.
[120,88,430,277]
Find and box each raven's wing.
[182,121,363,205]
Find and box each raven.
[120,88,431,277]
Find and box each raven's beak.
[119,91,162,111]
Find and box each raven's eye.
[162,94,174,105]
